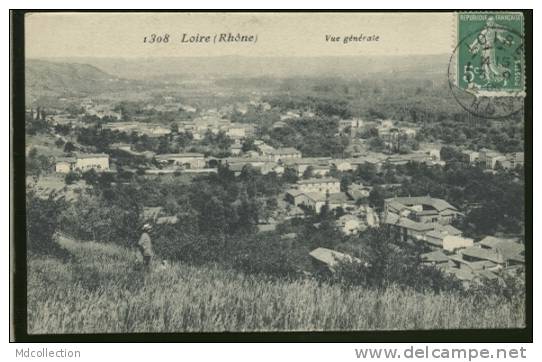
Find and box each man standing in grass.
[137,223,154,270]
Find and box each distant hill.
[40,54,450,81]
[25,59,126,102]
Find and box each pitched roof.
[76,153,109,159]
[426,230,446,240]
[257,223,277,232]
[297,177,340,185]
[468,260,498,271]
[295,157,332,164]
[286,189,304,197]
[269,147,301,155]
[460,247,504,264]
[384,213,435,232]
[56,157,76,163]
[302,192,348,203]
[156,153,205,159]
[450,268,476,281]
[421,250,449,263]
[327,192,349,203]
[478,270,499,280]
[479,236,524,259]
[439,224,462,236]
[309,247,360,268]
[384,196,458,212]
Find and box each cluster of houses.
[39,101,525,287]
[308,194,525,285]
[381,195,524,285]
[177,113,256,141]
[284,177,378,235]
[462,148,524,170]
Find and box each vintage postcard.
[13,11,529,339]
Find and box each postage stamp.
[448,12,525,119]
[455,12,525,96]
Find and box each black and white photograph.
[11,10,531,341]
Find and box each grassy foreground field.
[27,236,525,334]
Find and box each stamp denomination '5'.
[456,12,524,96]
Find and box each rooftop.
[76,153,109,159]
[385,196,458,212]
[384,213,435,232]
[479,236,524,259]
[304,192,349,203]
[309,247,360,268]
[286,189,305,197]
[421,250,449,263]
[460,247,504,264]
[297,177,340,185]
[155,153,205,158]
[478,270,499,280]
[269,147,301,155]
[56,157,76,163]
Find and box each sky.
[25,12,454,59]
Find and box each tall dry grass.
[27,236,525,334]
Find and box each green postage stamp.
[455,12,524,96]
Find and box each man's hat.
[142,223,152,231]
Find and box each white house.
[331,159,354,172]
[74,154,110,172]
[462,150,479,164]
[265,147,302,162]
[55,157,76,173]
[297,178,340,195]
[478,148,506,169]
[295,192,349,213]
[155,153,206,169]
[309,247,361,272]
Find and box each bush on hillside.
[26,189,68,257]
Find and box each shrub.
[229,234,305,278]
[26,190,67,257]
[65,171,80,185]
[59,187,140,245]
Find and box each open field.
[27,236,525,334]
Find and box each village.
[26,94,526,288]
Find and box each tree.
[360,126,378,139]
[26,189,66,256]
[368,136,385,152]
[340,174,353,192]
[282,167,299,184]
[302,166,314,179]
[64,171,80,185]
[440,146,463,162]
[200,196,227,240]
[170,123,179,134]
[355,162,377,184]
[98,172,115,188]
[64,142,76,153]
[26,148,52,178]
[55,138,65,148]
[82,169,99,185]
[368,186,384,211]
[241,138,257,153]
[175,131,193,149]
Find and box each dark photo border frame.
[10,9,533,343]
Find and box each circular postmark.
[448,19,525,119]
